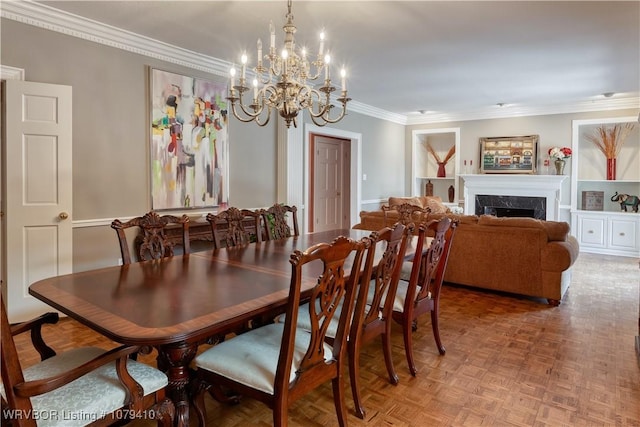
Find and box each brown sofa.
[353,197,580,305]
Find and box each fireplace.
[461,174,567,221]
[476,195,546,220]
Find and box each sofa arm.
[541,235,580,272]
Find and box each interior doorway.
[309,134,351,232]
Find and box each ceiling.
[24,1,640,122]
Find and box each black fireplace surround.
[475,195,546,220]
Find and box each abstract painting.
[150,68,229,209]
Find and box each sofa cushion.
[476,215,570,242]
[477,215,545,229]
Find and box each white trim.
[461,174,567,221]
[0,65,25,80]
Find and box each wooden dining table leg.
[156,342,198,427]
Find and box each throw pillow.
[388,196,423,208]
[423,197,449,214]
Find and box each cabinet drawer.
[578,216,606,247]
[609,218,638,250]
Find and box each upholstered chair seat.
[195,323,332,395]
[1,347,170,427]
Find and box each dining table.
[29,229,378,427]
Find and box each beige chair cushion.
[393,280,432,313]
[195,323,333,395]
[0,347,168,427]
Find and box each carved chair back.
[111,211,190,264]
[261,204,300,240]
[383,203,431,227]
[206,207,263,249]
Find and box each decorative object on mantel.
[584,123,636,180]
[448,185,455,203]
[427,142,455,177]
[425,179,434,196]
[548,146,572,175]
[610,192,640,213]
[225,0,350,128]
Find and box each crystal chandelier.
[227,0,350,128]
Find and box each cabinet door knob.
[587,230,594,234]
[619,232,625,236]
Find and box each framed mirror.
[479,135,539,174]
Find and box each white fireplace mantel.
[461,174,567,221]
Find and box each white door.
[2,80,73,322]
[313,135,349,232]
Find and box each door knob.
[59,212,69,220]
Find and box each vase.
[554,159,565,175]
[448,185,455,203]
[606,158,616,180]
[437,162,446,178]
[425,180,434,196]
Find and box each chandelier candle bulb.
[341,68,346,92]
[324,54,331,80]
[241,53,247,80]
[282,49,288,74]
[319,31,325,56]
[257,39,262,66]
[253,78,258,101]
[270,21,275,50]
[229,67,236,92]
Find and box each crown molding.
[1,0,230,77]
[3,1,638,126]
[405,97,640,125]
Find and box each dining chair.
[191,235,370,427]
[261,204,299,240]
[206,207,263,249]
[286,223,411,418]
[392,217,457,376]
[111,211,190,264]
[383,203,430,227]
[0,294,174,427]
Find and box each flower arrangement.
[584,123,635,159]
[548,146,572,160]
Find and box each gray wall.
[1,18,405,271]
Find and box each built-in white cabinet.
[571,117,640,257]
[411,128,461,206]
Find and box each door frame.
[303,124,362,234]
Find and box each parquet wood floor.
[11,253,639,426]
